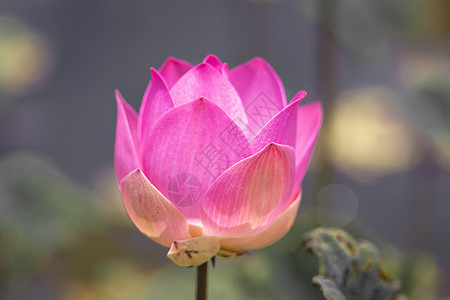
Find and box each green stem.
[196,262,208,300]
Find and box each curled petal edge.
[119,169,191,247]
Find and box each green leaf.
[301,227,404,300]
[312,277,347,300]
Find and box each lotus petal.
[115,91,140,183]
[143,97,252,219]
[170,63,247,127]
[201,143,295,237]
[120,169,191,247]
[221,188,301,249]
[159,56,193,89]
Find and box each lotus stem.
[196,262,208,300]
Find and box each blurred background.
[0,0,449,299]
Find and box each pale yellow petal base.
[167,236,221,266]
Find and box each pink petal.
[203,54,223,72]
[293,90,307,101]
[201,143,295,238]
[170,63,248,127]
[142,97,252,220]
[229,57,287,140]
[114,90,140,183]
[158,56,193,89]
[251,92,307,153]
[119,169,191,247]
[137,68,174,155]
[221,188,302,249]
[294,102,323,188]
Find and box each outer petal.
[158,56,193,89]
[203,54,223,72]
[251,92,307,153]
[170,63,248,128]
[203,55,230,79]
[143,98,252,220]
[137,68,174,153]
[201,143,295,238]
[229,57,287,139]
[119,169,191,247]
[221,188,302,249]
[114,91,140,183]
[294,102,323,187]
[167,236,220,266]
[292,90,307,102]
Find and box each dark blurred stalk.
[315,0,338,194]
[196,262,208,300]
[0,230,5,299]
[408,142,438,252]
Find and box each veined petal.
[138,68,174,153]
[170,63,248,128]
[114,90,140,183]
[119,169,191,248]
[251,92,307,153]
[221,188,302,249]
[143,98,252,220]
[203,54,223,72]
[229,57,287,140]
[158,56,193,89]
[294,102,323,188]
[201,143,295,238]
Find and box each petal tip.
[251,56,265,64]
[264,141,288,151]
[149,67,167,84]
[115,89,123,100]
[203,54,221,62]
[118,168,142,188]
[250,57,275,71]
[115,90,128,110]
[196,62,219,73]
[198,62,209,69]
[163,56,179,65]
[193,96,214,107]
[130,167,143,177]
[293,90,307,101]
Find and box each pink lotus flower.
[115,55,322,266]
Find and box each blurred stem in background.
[408,143,438,253]
[315,0,337,196]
